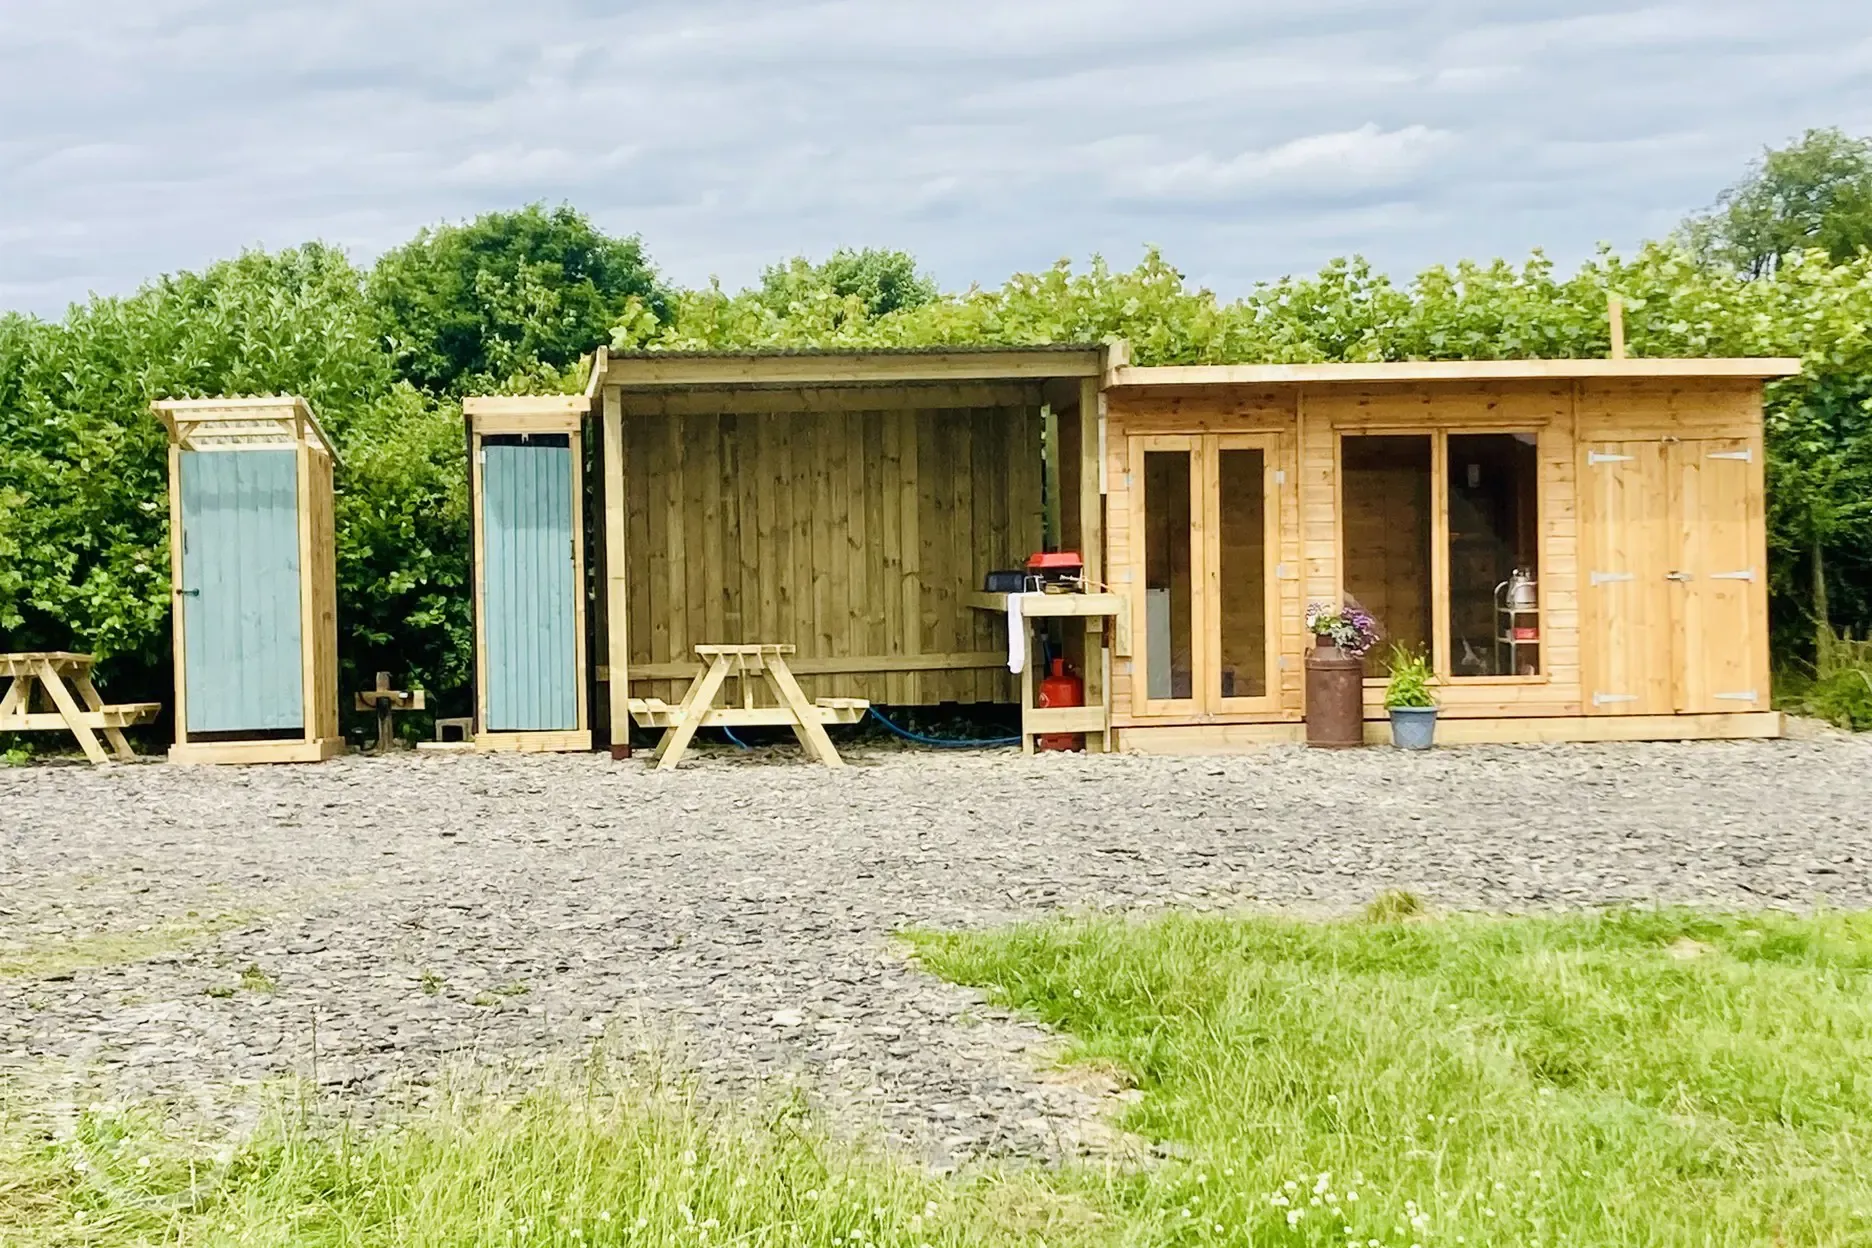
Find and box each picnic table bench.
[627,644,867,770]
[0,652,160,764]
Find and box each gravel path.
[3,737,1870,1166]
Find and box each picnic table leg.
[654,656,733,772]
[762,657,844,768]
[71,672,137,761]
[0,674,24,721]
[35,660,111,766]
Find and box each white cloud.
[0,0,1868,315]
[1127,124,1456,201]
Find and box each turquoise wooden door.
[482,440,579,731]
[179,450,304,733]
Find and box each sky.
[2,1,1870,318]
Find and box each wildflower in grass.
[1287,1210,1303,1227]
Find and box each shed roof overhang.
[1105,357,1805,389]
[587,344,1107,393]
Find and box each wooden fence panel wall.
[621,403,1044,705]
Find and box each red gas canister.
[1037,657,1084,751]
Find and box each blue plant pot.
[1388,706,1438,751]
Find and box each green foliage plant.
[1382,644,1436,709]
[367,204,666,394]
[1681,128,1872,276]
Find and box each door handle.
[1664,571,1692,582]
[177,588,200,597]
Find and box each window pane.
[1341,435,1433,676]
[1448,433,1540,676]
[1217,448,1267,699]
[1144,449,1194,700]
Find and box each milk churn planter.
[1304,601,1379,748]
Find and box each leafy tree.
[757,248,939,323]
[369,204,666,394]
[1682,128,1872,276]
[0,244,389,695]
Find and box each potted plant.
[1303,601,1380,748]
[1382,644,1438,750]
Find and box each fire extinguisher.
[1037,657,1084,752]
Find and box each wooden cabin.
[1099,354,1803,751]
[581,346,1107,755]
[154,397,343,764]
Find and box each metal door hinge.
[1588,451,1634,465]
[1593,692,1639,706]
[1714,691,1758,702]
[1664,571,1692,582]
[1707,449,1752,462]
[1590,570,1634,586]
[1709,568,1756,581]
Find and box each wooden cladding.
[611,399,1045,706]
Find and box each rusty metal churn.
[1305,643,1365,747]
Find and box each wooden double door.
[1580,437,1769,715]
[1130,433,1282,718]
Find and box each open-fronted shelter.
[581,345,1110,755]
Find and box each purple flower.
[1306,600,1382,658]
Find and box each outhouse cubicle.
[154,397,344,764]
[464,396,591,752]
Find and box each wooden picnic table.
[628,644,867,771]
[0,652,160,764]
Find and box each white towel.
[1006,592,1026,674]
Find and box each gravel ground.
[3,736,1870,1167]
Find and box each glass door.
[1131,433,1281,718]
[1208,435,1279,714]
[1135,435,1202,718]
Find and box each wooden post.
[1608,294,1626,361]
[1078,375,1107,751]
[603,384,632,759]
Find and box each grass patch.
[0,1069,1099,1248]
[910,907,1872,1247]
[0,914,246,981]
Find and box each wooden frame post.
[603,384,632,759]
